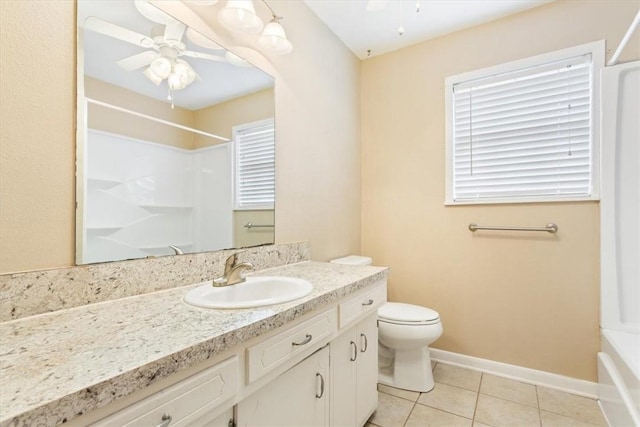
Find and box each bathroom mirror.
[76,0,275,265]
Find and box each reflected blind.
[452,54,593,202]
[235,119,275,209]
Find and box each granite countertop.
[0,261,387,427]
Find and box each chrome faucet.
[213,252,254,287]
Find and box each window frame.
[232,118,276,211]
[444,40,604,205]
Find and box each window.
[445,41,604,204]
[233,118,275,210]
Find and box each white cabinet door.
[330,312,379,427]
[330,326,358,427]
[237,346,330,427]
[355,313,378,427]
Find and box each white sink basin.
[184,276,314,309]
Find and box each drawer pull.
[315,373,325,398]
[157,414,172,427]
[360,333,368,353]
[362,299,374,306]
[292,334,312,346]
[350,341,358,361]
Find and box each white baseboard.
[430,348,599,399]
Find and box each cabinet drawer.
[339,280,387,328]
[92,356,239,427]
[247,308,337,383]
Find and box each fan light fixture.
[144,55,197,107]
[218,0,263,34]
[214,0,293,55]
[258,18,292,55]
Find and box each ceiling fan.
[83,16,226,93]
[365,0,421,37]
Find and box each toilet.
[330,255,443,393]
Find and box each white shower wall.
[81,129,232,264]
[598,60,640,427]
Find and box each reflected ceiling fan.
[83,16,225,97]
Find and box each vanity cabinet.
[91,356,239,427]
[331,313,379,427]
[237,346,330,427]
[86,279,387,427]
[330,279,385,427]
[246,307,337,383]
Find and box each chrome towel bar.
[244,222,275,229]
[468,223,558,233]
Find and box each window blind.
[235,119,275,209]
[451,54,593,202]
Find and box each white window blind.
[234,118,275,209]
[449,51,596,203]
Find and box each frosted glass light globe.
[218,0,263,34]
[149,57,172,79]
[258,21,293,55]
[174,60,196,85]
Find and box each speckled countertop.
[0,261,387,427]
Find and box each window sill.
[444,195,600,206]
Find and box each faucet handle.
[224,252,239,272]
[213,277,228,286]
[169,245,184,255]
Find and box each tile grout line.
[402,398,420,427]
[473,373,483,425]
[536,385,543,427]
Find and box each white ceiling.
[304,0,554,59]
[79,0,273,111]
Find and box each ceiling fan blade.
[164,21,187,42]
[182,50,226,62]
[117,51,158,71]
[84,17,154,48]
[366,0,388,12]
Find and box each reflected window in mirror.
[232,118,276,249]
[234,118,275,210]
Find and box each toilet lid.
[378,302,440,324]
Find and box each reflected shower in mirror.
[76,0,275,265]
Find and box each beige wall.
[361,0,640,381]
[233,210,275,248]
[85,79,274,149]
[85,77,195,149]
[194,88,274,147]
[0,1,361,273]
[0,1,76,273]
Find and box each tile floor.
[366,363,608,427]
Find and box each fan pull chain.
[398,1,404,35]
[167,88,175,109]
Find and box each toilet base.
[378,345,435,392]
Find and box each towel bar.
[244,222,275,229]
[468,223,558,233]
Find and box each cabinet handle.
[315,373,325,399]
[350,341,358,361]
[362,299,374,306]
[292,334,312,346]
[157,414,172,427]
[360,333,368,353]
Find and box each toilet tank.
[330,255,373,266]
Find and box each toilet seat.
[378,302,440,326]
